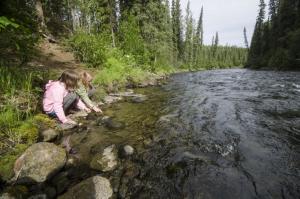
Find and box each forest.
[247,0,300,69]
[0,0,299,198]
[0,0,248,181]
[0,0,248,70]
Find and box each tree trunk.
[35,0,46,32]
[71,6,80,32]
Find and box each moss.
[3,185,29,198]
[32,113,56,129]
[0,144,28,181]
[13,121,37,144]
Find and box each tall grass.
[0,66,42,144]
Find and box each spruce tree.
[243,27,249,49]
[171,0,183,59]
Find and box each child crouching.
[43,70,90,124]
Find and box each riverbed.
[70,69,300,198]
[3,69,300,199]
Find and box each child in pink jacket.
[43,70,90,124]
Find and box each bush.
[67,32,108,68]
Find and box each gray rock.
[13,142,66,184]
[131,95,147,103]
[51,172,70,195]
[44,186,56,199]
[59,123,77,131]
[57,176,113,199]
[28,194,47,199]
[90,145,118,172]
[101,117,125,130]
[69,111,88,120]
[119,145,134,158]
[40,129,59,142]
[123,145,134,156]
[104,96,123,104]
[0,193,16,199]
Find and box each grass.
[0,66,52,181]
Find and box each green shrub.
[67,32,108,68]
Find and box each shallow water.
[106,69,300,199]
[10,69,299,198]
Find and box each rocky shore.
[0,89,157,199]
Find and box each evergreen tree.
[171,0,183,59]
[193,6,204,66]
[247,0,266,67]
[247,0,300,69]
[243,27,249,49]
[184,1,194,65]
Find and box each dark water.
[119,69,300,199]
[46,69,300,199]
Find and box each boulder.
[51,172,70,195]
[90,145,118,172]
[39,129,59,142]
[13,142,66,184]
[103,118,125,130]
[58,176,113,199]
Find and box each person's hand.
[84,107,92,113]
[93,106,103,113]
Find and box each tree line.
[0,0,248,70]
[247,0,300,70]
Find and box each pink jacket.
[43,80,87,123]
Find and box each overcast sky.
[180,0,269,47]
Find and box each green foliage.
[0,144,28,181]
[0,16,19,30]
[247,0,300,69]
[67,32,108,68]
[0,66,45,155]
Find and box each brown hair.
[78,70,93,89]
[59,70,80,90]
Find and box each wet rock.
[90,145,118,172]
[143,138,152,146]
[131,95,147,103]
[69,111,88,120]
[13,142,66,184]
[0,185,28,199]
[104,96,123,104]
[44,186,56,199]
[39,129,59,142]
[118,145,135,158]
[59,123,77,131]
[51,172,70,195]
[0,193,15,199]
[28,194,47,199]
[103,118,125,130]
[57,176,113,199]
[65,157,78,168]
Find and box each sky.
[180,0,269,47]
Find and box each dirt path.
[28,39,88,77]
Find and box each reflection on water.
[128,69,300,199]
[71,69,300,199]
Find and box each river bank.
[0,84,169,198]
[0,39,169,189]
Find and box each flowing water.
[68,69,300,199]
[7,69,299,199]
